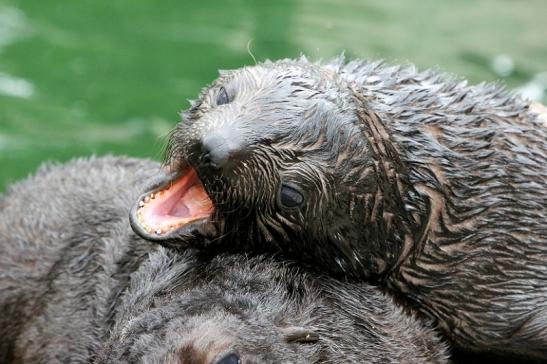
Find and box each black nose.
[200,133,243,168]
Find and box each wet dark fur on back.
[154,57,547,361]
[0,157,448,363]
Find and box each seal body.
[135,58,547,361]
[0,157,448,363]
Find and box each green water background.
[1,0,546,191]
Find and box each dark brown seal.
[130,57,547,361]
[0,157,449,363]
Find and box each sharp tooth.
[150,193,155,199]
[155,229,163,235]
[144,196,150,203]
[139,201,145,207]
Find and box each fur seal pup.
[0,157,448,363]
[130,58,547,361]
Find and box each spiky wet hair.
[156,56,547,360]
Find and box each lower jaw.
[129,205,218,243]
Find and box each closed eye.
[278,183,305,208]
[215,352,241,364]
[216,87,230,106]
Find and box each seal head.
[131,58,396,277]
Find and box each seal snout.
[200,127,247,169]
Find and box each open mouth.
[130,166,214,240]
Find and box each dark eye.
[278,184,304,208]
[216,87,230,106]
[216,353,241,364]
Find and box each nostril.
[200,151,213,166]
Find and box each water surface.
[1,0,546,190]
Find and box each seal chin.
[130,166,215,242]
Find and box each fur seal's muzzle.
[200,126,247,169]
[130,126,249,244]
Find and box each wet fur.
[163,57,547,361]
[0,157,449,363]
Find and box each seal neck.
[345,83,430,281]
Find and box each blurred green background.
[1,0,546,191]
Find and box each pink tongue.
[183,184,214,215]
[139,169,214,233]
[169,200,190,217]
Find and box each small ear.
[280,326,320,343]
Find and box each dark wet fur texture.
[162,57,547,361]
[0,157,449,363]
